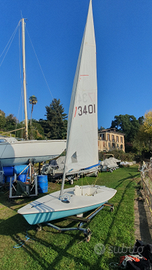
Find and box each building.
[98,128,125,152]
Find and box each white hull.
[18,185,117,225]
[0,139,66,166]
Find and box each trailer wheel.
[110,206,114,212]
[36,224,42,231]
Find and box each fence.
[141,162,152,215]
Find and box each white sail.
[65,0,98,175]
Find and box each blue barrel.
[38,175,48,193]
[14,165,28,174]
[3,166,14,176]
[17,174,27,183]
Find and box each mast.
[21,18,28,140]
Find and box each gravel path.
[134,189,152,244]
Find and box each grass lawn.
[0,166,140,270]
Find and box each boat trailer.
[37,203,114,242]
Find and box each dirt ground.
[134,187,152,244]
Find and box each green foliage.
[42,98,67,139]
[28,119,45,140]
[29,95,38,106]
[99,150,135,161]
[0,98,67,140]
[111,114,143,152]
[111,114,141,143]
[5,114,17,131]
[0,110,6,130]
[0,110,19,134]
[29,95,38,128]
[133,111,152,155]
[138,116,144,125]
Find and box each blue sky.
[1,0,152,129]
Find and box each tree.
[0,110,6,131]
[143,111,152,135]
[138,116,144,125]
[28,119,45,140]
[111,114,142,152]
[99,126,105,131]
[5,114,17,131]
[29,95,38,125]
[133,111,152,156]
[41,98,67,139]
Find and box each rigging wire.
[26,26,67,127]
[0,19,66,137]
[0,21,20,67]
[0,19,25,137]
[26,27,54,100]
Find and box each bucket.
[14,165,28,174]
[38,175,48,193]
[17,174,27,183]
[3,166,14,176]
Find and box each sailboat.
[0,18,66,167]
[18,0,117,225]
[0,136,66,166]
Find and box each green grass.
[0,166,140,270]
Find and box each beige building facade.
[98,128,125,152]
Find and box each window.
[107,134,110,141]
[112,135,115,142]
[116,136,119,142]
[121,137,123,143]
[112,143,115,148]
[100,134,105,140]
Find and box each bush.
[99,150,135,161]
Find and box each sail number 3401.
[74,104,96,117]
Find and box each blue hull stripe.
[23,202,107,225]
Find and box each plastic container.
[17,174,27,183]
[37,175,48,193]
[3,166,14,176]
[14,165,28,174]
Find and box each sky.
[1,0,152,129]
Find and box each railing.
[141,164,152,215]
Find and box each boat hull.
[0,139,66,166]
[18,185,117,225]
[22,202,106,225]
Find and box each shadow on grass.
[0,212,93,269]
[114,173,140,190]
[91,175,136,269]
